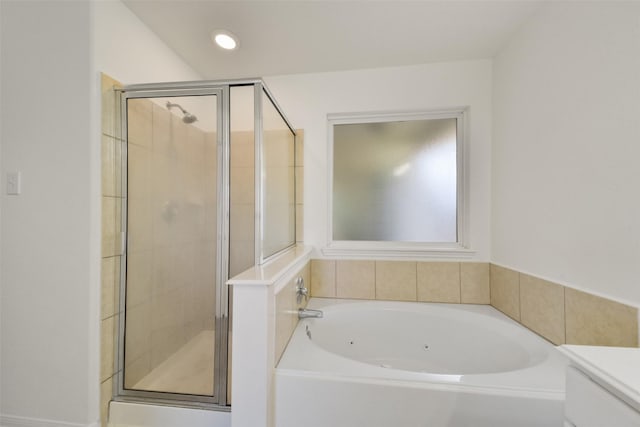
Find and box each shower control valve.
[295,276,308,304]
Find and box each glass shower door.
[121,91,227,404]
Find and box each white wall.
[0,1,97,424]
[0,1,203,426]
[93,1,201,84]
[3,0,636,425]
[492,2,640,306]
[265,60,493,260]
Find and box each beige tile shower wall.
[275,261,311,364]
[124,97,217,388]
[125,99,152,386]
[228,128,302,277]
[101,74,218,425]
[229,130,255,277]
[123,97,153,388]
[100,73,122,427]
[310,260,490,304]
[295,130,304,243]
[263,128,296,257]
[490,264,639,347]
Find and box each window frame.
[324,107,474,259]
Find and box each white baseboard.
[0,414,98,427]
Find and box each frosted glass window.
[332,115,459,243]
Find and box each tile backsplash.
[417,262,460,303]
[519,274,565,346]
[336,260,375,299]
[274,261,311,364]
[565,287,638,347]
[492,265,638,347]
[489,264,520,321]
[460,263,490,304]
[376,261,417,301]
[311,260,490,304]
[310,258,639,348]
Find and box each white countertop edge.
[227,244,312,287]
[558,344,640,412]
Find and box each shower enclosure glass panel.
[123,93,222,400]
[116,79,297,409]
[229,85,256,278]
[261,90,296,259]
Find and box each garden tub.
[275,298,567,427]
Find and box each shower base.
[134,330,215,395]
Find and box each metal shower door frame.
[115,83,229,409]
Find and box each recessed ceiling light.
[212,30,239,50]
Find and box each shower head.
[182,113,198,124]
[166,101,198,124]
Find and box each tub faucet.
[298,308,323,319]
[295,276,308,304]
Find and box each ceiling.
[122,1,543,80]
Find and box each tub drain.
[423,344,429,350]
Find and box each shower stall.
[114,80,296,408]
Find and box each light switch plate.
[7,171,21,195]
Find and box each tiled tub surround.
[275,260,311,363]
[310,260,639,348]
[490,264,639,347]
[311,260,490,304]
[228,245,312,427]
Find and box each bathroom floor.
[134,330,215,396]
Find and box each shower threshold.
[108,400,230,427]
[112,330,227,427]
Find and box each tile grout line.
[415,261,418,302]
[374,260,377,300]
[563,286,568,345]
[489,263,493,307]
[458,262,462,304]
[333,259,337,298]
[517,271,522,322]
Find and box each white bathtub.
[275,298,568,427]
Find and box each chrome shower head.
[182,113,198,124]
[166,101,198,124]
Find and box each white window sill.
[321,242,476,260]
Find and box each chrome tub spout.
[298,308,323,319]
